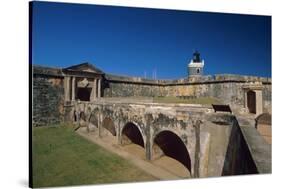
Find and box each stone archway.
[89,113,98,127]
[121,122,146,159]
[121,122,144,147]
[79,111,86,121]
[101,117,116,136]
[152,130,191,177]
[247,90,256,114]
[73,110,77,122]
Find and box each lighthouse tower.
[188,51,204,77]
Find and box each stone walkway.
[76,128,182,180]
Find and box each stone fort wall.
[32,66,64,126]
[104,73,272,112]
[32,65,272,126]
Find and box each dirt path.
[153,156,191,178]
[77,128,184,180]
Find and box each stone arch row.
[73,105,192,175]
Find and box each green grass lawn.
[32,125,156,188]
[153,96,220,105]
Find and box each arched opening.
[73,111,77,122]
[255,113,272,144]
[89,113,98,127]
[153,130,191,177]
[101,117,116,136]
[121,122,145,159]
[78,111,87,127]
[79,112,86,121]
[121,122,144,147]
[77,87,91,101]
[247,90,256,114]
[197,68,200,74]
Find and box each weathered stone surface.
[66,101,270,177]
[32,64,272,178]
[239,124,272,173]
[33,65,272,119]
[102,73,271,112]
[32,75,64,126]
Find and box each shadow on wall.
[222,120,258,175]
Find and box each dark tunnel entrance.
[121,122,144,148]
[153,130,191,172]
[102,117,116,136]
[77,87,91,101]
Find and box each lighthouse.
[188,51,204,77]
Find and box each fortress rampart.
[32,64,271,126]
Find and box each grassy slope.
[32,125,155,187]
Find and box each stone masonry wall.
[32,75,64,126]
[103,81,246,105]
[202,114,270,176]
[103,82,166,97]
[103,77,271,110]
[164,82,245,105]
[32,65,272,127]
[221,119,258,175]
[263,84,272,113]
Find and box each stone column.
[97,78,101,98]
[90,78,97,101]
[255,90,263,115]
[117,121,122,145]
[145,127,152,160]
[71,77,76,101]
[98,112,102,138]
[94,78,97,99]
[244,90,248,108]
[64,76,70,101]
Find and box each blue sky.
[32,1,271,79]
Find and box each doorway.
[247,90,256,114]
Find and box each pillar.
[255,90,263,115]
[98,112,102,138]
[90,78,97,101]
[71,77,76,101]
[145,126,152,160]
[97,78,101,98]
[244,90,248,108]
[117,122,121,145]
[64,76,70,101]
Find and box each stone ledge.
[237,120,272,174]
[33,65,271,85]
[105,73,271,86]
[33,65,63,77]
